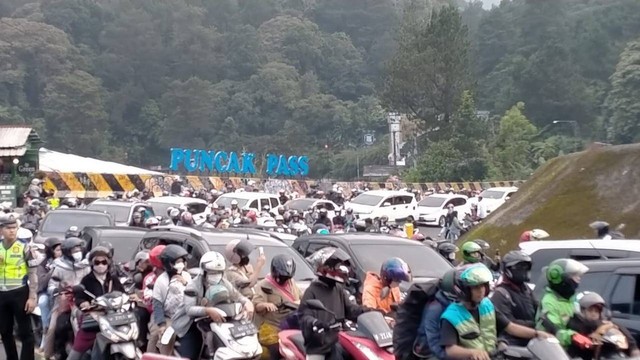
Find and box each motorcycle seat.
[290,333,306,354]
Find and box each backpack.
[392,280,439,358]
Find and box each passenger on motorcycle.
[45,237,91,359]
[253,254,302,360]
[224,239,266,299]
[440,264,551,360]
[438,242,459,266]
[300,247,375,360]
[490,251,537,346]
[131,250,152,349]
[172,251,253,360]
[472,239,500,272]
[461,242,483,265]
[67,246,124,360]
[536,258,588,348]
[567,292,640,359]
[362,257,411,315]
[149,244,192,355]
[144,245,165,352]
[37,237,62,352]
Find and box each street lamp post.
[387,112,402,168]
[11,158,18,181]
[552,120,580,152]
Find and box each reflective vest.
[441,298,497,351]
[0,240,28,290]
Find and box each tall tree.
[605,37,640,144]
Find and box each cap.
[0,214,17,226]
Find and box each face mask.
[72,252,83,262]
[509,268,531,284]
[207,274,223,285]
[239,257,250,266]
[276,276,291,285]
[173,262,185,273]
[554,278,579,299]
[94,264,108,274]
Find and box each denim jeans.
[38,293,52,348]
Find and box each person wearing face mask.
[67,246,124,360]
[253,255,302,360]
[149,244,192,355]
[36,237,62,354]
[490,251,537,346]
[536,258,589,349]
[362,257,411,316]
[45,237,91,359]
[130,250,152,349]
[224,239,266,299]
[171,251,253,360]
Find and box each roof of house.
[0,126,42,157]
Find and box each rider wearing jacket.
[490,251,537,346]
[362,257,411,315]
[224,239,266,299]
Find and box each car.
[533,258,640,343]
[225,225,298,246]
[80,226,148,265]
[34,209,114,244]
[134,226,316,292]
[285,198,340,218]
[214,192,282,213]
[146,196,208,219]
[416,194,470,227]
[479,186,518,214]
[344,190,418,226]
[520,239,640,283]
[86,200,155,226]
[291,233,452,299]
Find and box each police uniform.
[0,214,37,360]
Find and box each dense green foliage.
[1,0,639,180]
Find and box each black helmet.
[44,237,62,259]
[61,237,84,262]
[65,226,81,239]
[89,246,112,261]
[501,250,532,284]
[224,239,255,265]
[438,242,458,255]
[96,241,115,258]
[473,239,490,251]
[271,254,296,279]
[159,244,188,272]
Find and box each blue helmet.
[380,257,412,284]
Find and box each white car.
[345,190,418,225]
[479,186,518,214]
[214,192,282,213]
[416,194,470,227]
[285,198,340,218]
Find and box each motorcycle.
[579,325,640,360]
[492,337,571,360]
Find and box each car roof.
[147,196,207,205]
[216,192,277,199]
[519,239,640,253]
[482,187,518,192]
[423,193,468,200]
[46,208,112,217]
[83,226,148,235]
[89,200,146,207]
[144,226,288,247]
[295,232,424,246]
[354,190,414,197]
[579,258,640,271]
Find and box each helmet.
[133,250,150,267]
[205,283,231,305]
[167,207,176,217]
[380,215,389,222]
[271,254,296,279]
[472,239,490,251]
[577,291,606,310]
[159,244,188,272]
[545,258,589,298]
[169,208,180,218]
[263,205,271,211]
[89,246,112,261]
[453,263,493,303]
[44,237,62,259]
[231,199,238,206]
[145,217,160,228]
[380,257,412,284]
[65,226,81,239]
[438,242,458,260]
[61,237,84,262]
[224,239,255,265]
[97,241,115,258]
[530,229,549,241]
[439,267,457,299]
[180,212,193,225]
[461,242,482,263]
[519,230,532,243]
[317,228,330,235]
[200,251,226,272]
[306,247,351,283]
[501,251,532,284]
[275,215,284,222]
[17,227,33,243]
[412,233,425,241]
[149,245,166,268]
[346,208,353,214]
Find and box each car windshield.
[214,197,250,209]
[41,212,112,234]
[350,244,451,278]
[418,197,446,208]
[286,199,316,211]
[207,244,315,281]
[87,204,130,222]
[480,190,505,200]
[99,233,146,264]
[350,194,383,207]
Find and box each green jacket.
[535,287,576,347]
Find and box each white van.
[214,192,282,213]
[345,190,418,224]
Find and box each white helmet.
[231,199,238,206]
[530,229,550,240]
[17,227,33,243]
[200,251,226,272]
[275,215,284,221]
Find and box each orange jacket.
[362,271,401,314]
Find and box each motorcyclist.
[472,239,501,272]
[438,242,459,266]
[253,254,302,360]
[130,250,152,349]
[130,210,145,227]
[171,251,254,360]
[169,208,181,225]
[65,226,82,239]
[332,209,345,227]
[177,211,194,227]
[224,239,266,299]
[536,258,589,348]
[45,237,91,359]
[519,229,550,243]
[278,189,289,205]
[362,257,411,315]
[589,221,624,240]
[440,264,552,360]
[314,208,332,228]
[378,215,390,233]
[275,215,289,233]
[343,208,356,232]
[37,237,62,353]
[144,245,165,353]
[490,251,537,346]
[364,218,376,233]
[288,211,307,234]
[229,199,241,217]
[260,205,272,218]
[22,204,41,229]
[67,246,124,360]
[567,292,640,359]
[461,241,483,265]
[300,247,375,360]
[145,217,160,229]
[304,206,316,226]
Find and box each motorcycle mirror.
[305,299,328,312]
[349,277,361,286]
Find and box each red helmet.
[519,231,532,243]
[247,210,257,222]
[149,245,166,268]
[412,233,426,241]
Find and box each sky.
[480,0,501,9]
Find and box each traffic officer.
[0,214,38,360]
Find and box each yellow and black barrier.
[42,172,523,198]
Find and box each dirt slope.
[462,144,640,252]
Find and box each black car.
[81,226,148,265]
[35,209,115,244]
[134,226,316,292]
[292,233,452,298]
[533,258,640,343]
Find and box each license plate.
[229,322,257,339]
[106,313,136,326]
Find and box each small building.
[0,126,43,182]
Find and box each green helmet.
[462,241,482,263]
[454,263,493,302]
[545,258,589,298]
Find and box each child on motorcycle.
[171,251,254,360]
[362,257,411,316]
[224,239,266,299]
[253,254,302,360]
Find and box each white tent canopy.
[38,147,163,175]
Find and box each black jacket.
[491,281,537,346]
[300,279,367,355]
[75,271,124,307]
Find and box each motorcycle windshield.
[356,312,393,348]
[527,338,570,360]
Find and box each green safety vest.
[441,298,497,351]
[0,240,28,290]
